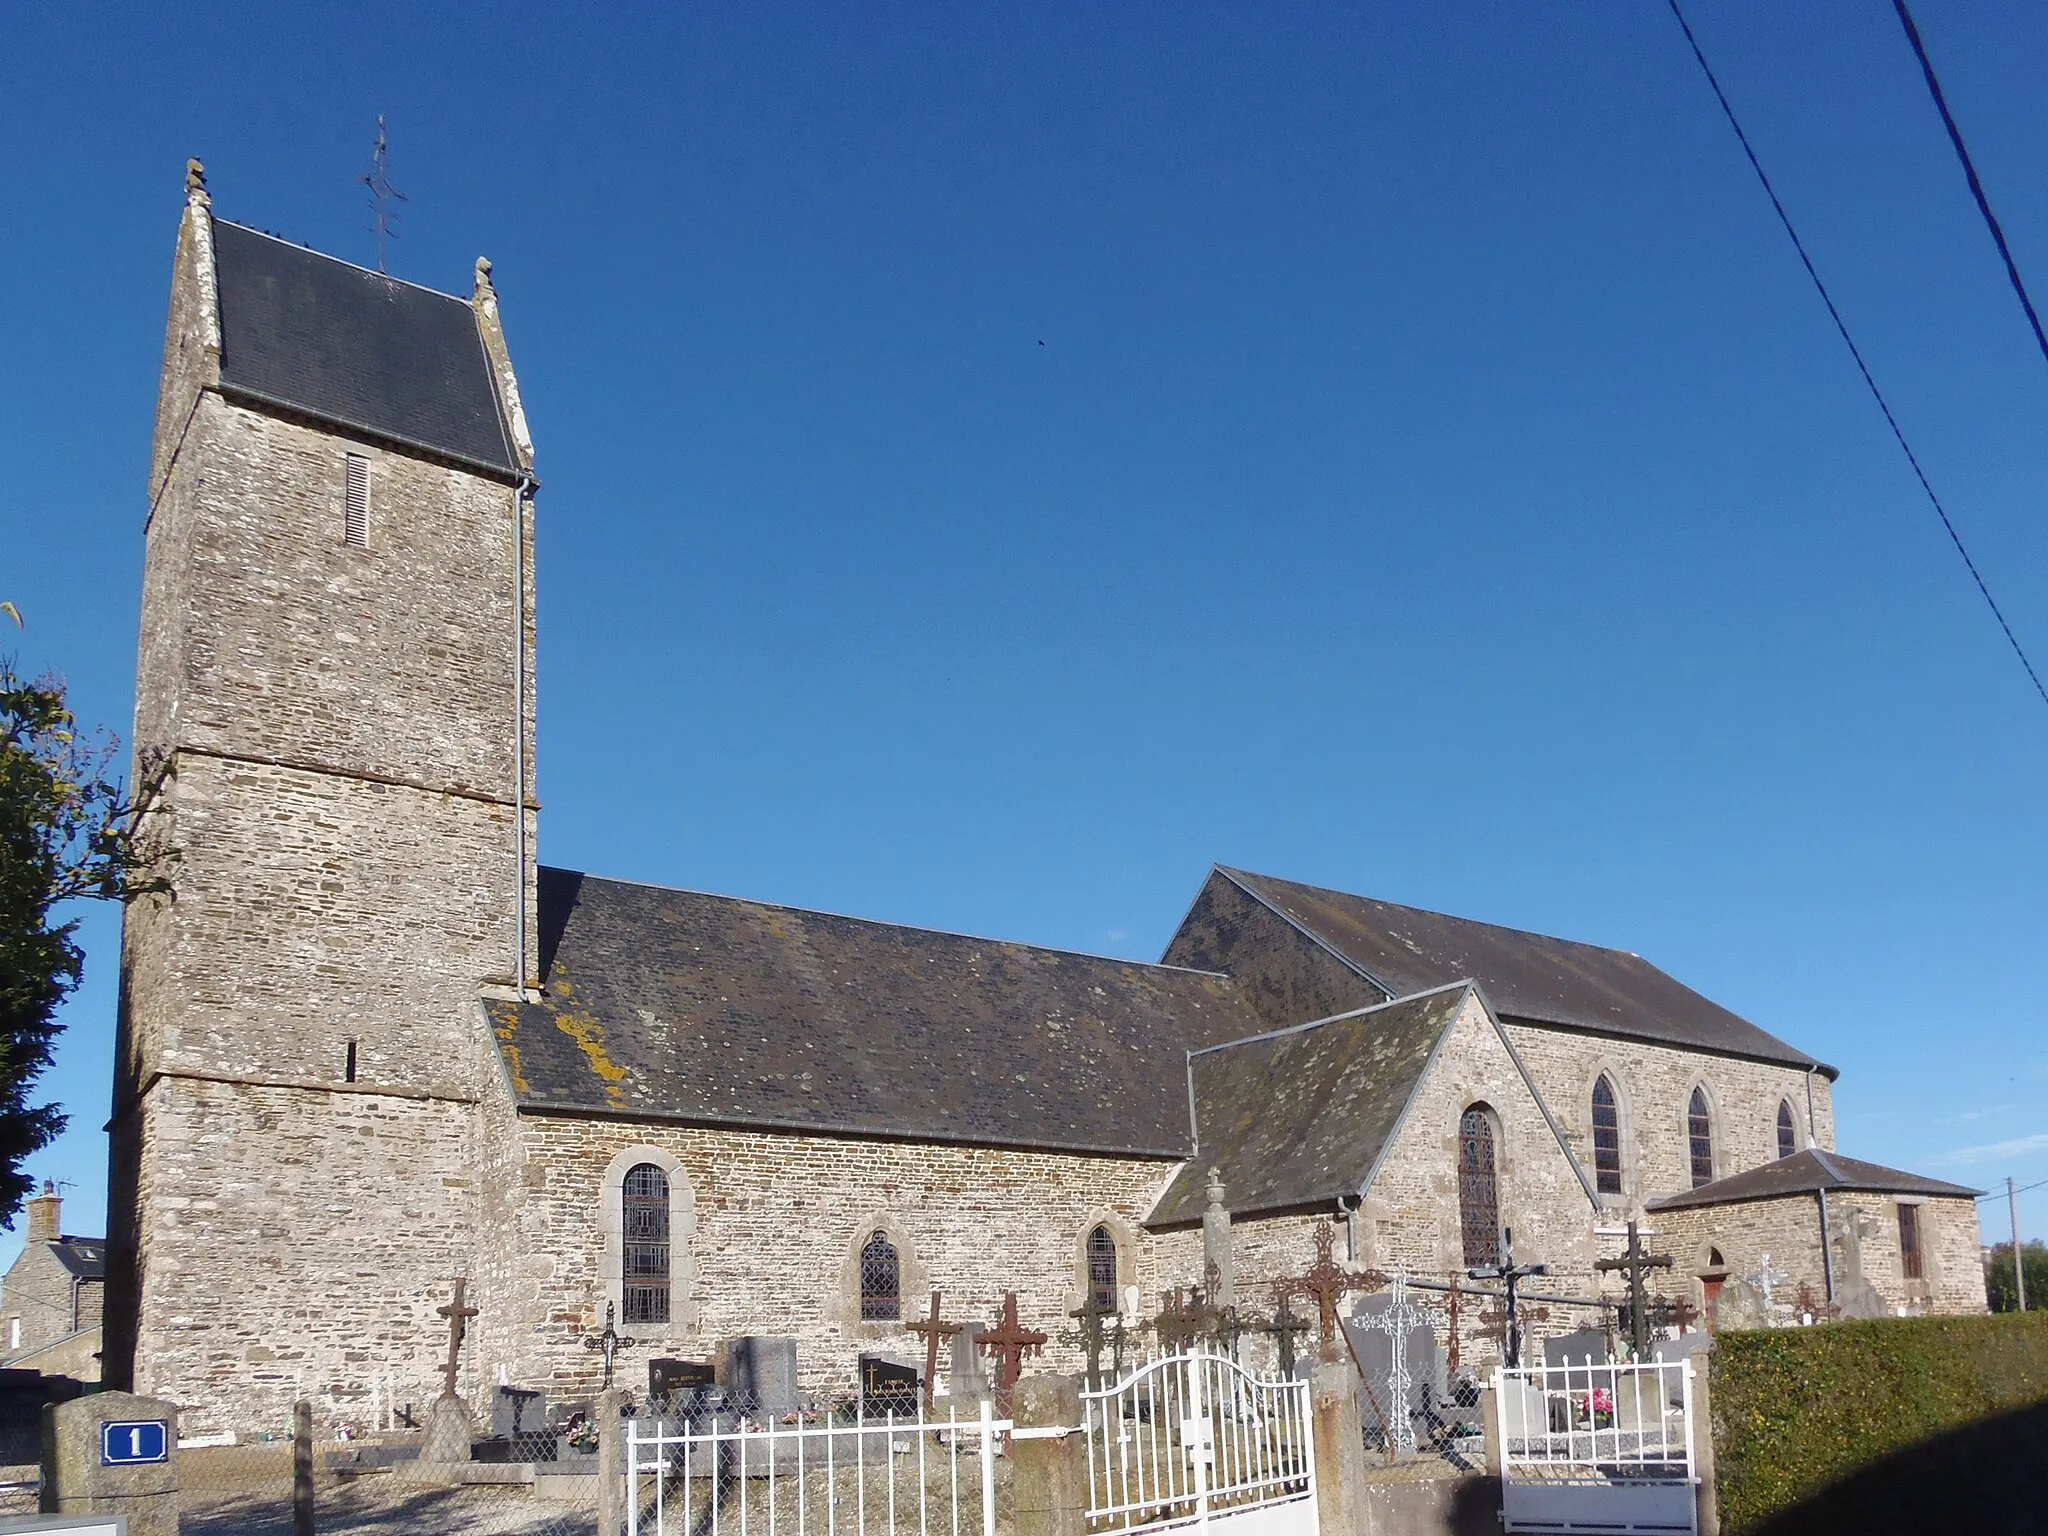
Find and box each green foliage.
[1984,1240,2048,1314]
[0,661,172,1224]
[1713,1312,2048,1533]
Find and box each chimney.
[24,1181,59,1246]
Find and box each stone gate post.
[1311,1360,1366,1536]
[41,1388,181,1536]
[1012,1373,1086,1536]
[597,1387,626,1536]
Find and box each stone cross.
[976,1293,1047,1415]
[1466,1226,1547,1369]
[1274,1221,1388,1361]
[437,1277,479,1398]
[1346,1268,1433,1454]
[1595,1220,1674,1359]
[906,1292,961,1411]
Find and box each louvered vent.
[343,454,370,547]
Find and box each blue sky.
[4,0,2046,1269]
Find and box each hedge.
[1712,1311,2048,1533]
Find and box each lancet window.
[860,1230,902,1321]
[1687,1088,1716,1188]
[1458,1106,1502,1268]
[1777,1099,1798,1160]
[1591,1075,1623,1195]
[1086,1225,1119,1311]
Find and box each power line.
[1664,0,2048,711]
[1978,1175,2048,1203]
[1891,0,2048,376]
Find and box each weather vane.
[357,114,409,273]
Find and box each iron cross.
[583,1300,638,1391]
[1263,1294,1312,1377]
[1595,1220,1674,1359]
[977,1293,1047,1416]
[907,1292,962,1411]
[1467,1226,1547,1368]
[1274,1221,1388,1361]
[437,1277,479,1397]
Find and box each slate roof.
[1145,985,1473,1228]
[211,219,518,479]
[1647,1148,1980,1210]
[487,868,1269,1156]
[1204,869,1834,1076]
[48,1239,105,1281]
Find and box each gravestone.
[721,1337,799,1417]
[493,1385,547,1443]
[1542,1330,1608,1368]
[950,1323,990,1401]
[650,1358,716,1401]
[860,1354,920,1416]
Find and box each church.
[107,167,1987,1437]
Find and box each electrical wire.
[1665,0,2048,711]
[1978,1175,2048,1203]
[1891,0,2048,376]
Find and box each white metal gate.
[1494,1358,1699,1535]
[627,1398,1010,1536]
[1081,1352,1316,1536]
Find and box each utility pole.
[2011,1177,2028,1312]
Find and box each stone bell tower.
[105,162,538,1431]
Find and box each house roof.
[1145,985,1473,1228]
[48,1239,105,1281]
[1647,1148,1981,1210]
[487,868,1269,1157]
[211,219,518,479]
[1206,868,1834,1076]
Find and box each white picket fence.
[1080,1352,1316,1536]
[1495,1357,1699,1535]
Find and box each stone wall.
[1504,1025,1836,1210]
[108,199,536,1432]
[481,1111,1186,1400]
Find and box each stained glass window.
[1087,1225,1119,1311]
[623,1163,671,1325]
[1688,1088,1715,1189]
[860,1230,901,1321]
[1591,1076,1623,1195]
[1459,1107,1501,1268]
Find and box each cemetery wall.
[1503,1026,1836,1209]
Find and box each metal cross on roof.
[436,1277,479,1398]
[977,1293,1047,1415]
[907,1291,962,1412]
[1595,1220,1675,1359]
[1274,1221,1389,1361]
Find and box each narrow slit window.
[1591,1075,1623,1195]
[343,454,370,547]
[1777,1100,1797,1160]
[1898,1203,1924,1281]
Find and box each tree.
[0,660,170,1223]
[1985,1239,2048,1313]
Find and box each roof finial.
[185,158,210,206]
[474,256,496,301]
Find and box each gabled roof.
[1199,868,1833,1076]
[1647,1148,1980,1210]
[211,219,518,479]
[48,1239,105,1281]
[487,868,1268,1157]
[1146,985,1474,1228]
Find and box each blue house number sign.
[101,1418,170,1466]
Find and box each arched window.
[1458,1106,1502,1267]
[859,1230,901,1321]
[1591,1075,1623,1195]
[1777,1100,1798,1160]
[622,1163,672,1324]
[1086,1225,1119,1310]
[1687,1088,1715,1188]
